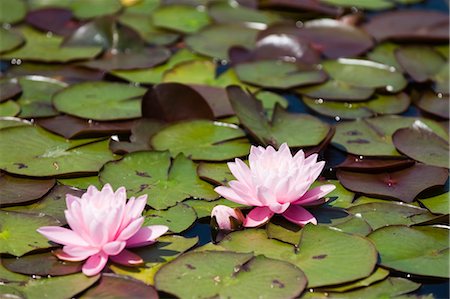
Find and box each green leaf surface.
[0,28,24,53]
[0,0,26,24]
[70,0,122,19]
[152,5,210,34]
[143,203,197,233]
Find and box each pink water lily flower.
[215,143,335,227]
[37,184,168,276]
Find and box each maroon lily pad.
[259,0,341,16]
[258,20,374,59]
[189,84,234,118]
[392,126,449,169]
[37,115,136,139]
[80,47,171,71]
[0,172,55,207]
[2,251,83,276]
[362,10,449,42]
[337,155,415,173]
[0,79,22,103]
[80,273,159,299]
[142,83,214,122]
[414,91,449,120]
[25,8,83,37]
[336,164,448,203]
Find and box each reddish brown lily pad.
[0,79,22,103]
[142,83,214,122]
[337,155,415,173]
[336,164,448,203]
[259,0,341,16]
[2,252,83,276]
[0,172,55,207]
[415,91,449,119]
[37,115,136,139]
[392,126,449,169]
[25,7,82,37]
[362,10,449,42]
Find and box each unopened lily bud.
[211,205,245,231]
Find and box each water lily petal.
[126,225,168,248]
[117,217,144,241]
[214,186,251,205]
[62,245,99,259]
[243,206,274,227]
[82,252,108,276]
[211,205,244,230]
[294,184,336,206]
[37,226,89,247]
[103,241,126,256]
[282,205,317,226]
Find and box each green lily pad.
[348,202,437,230]
[152,5,210,34]
[155,251,307,299]
[4,273,99,299]
[0,211,61,256]
[0,0,26,24]
[318,267,390,293]
[368,225,449,278]
[432,64,449,95]
[209,1,280,25]
[118,12,179,46]
[395,46,446,83]
[17,76,67,118]
[0,28,24,53]
[297,79,374,101]
[0,172,55,206]
[332,116,448,157]
[228,86,330,148]
[256,90,288,118]
[57,176,102,190]
[235,60,327,89]
[0,126,116,176]
[0,100,20,117]
[184,198,245,218]
[337,164,448,203]
[110,235,198,285]
[143,203,197,233]
[0,27,103,63]
[151,120,251,161]
[393,126,449,168]
[197,162,236,185]
[100,151,218,209]
[318,180,356,209]
[70,0,122,19]
[320,0,395,10]
[303,93,410,120]
[2,251,82,276]
[303,277,420,299]
[212,226,377,287]
[323,59,407,93]
[414,91,449,119]
[366,42,403,71]
[112,49,204,84]
[0,117,31,130]
[185,24,259,60]
[3,185,84,224]
[53,81,146,121]
[80,274,159,298]
[418,192,449,215]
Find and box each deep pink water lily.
[37,184,168,276]
[214,143,335,227]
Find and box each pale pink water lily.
[214,143,335,227]
[37,184,168,276]
[211,205,245,231]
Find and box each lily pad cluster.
[0,0,448,298]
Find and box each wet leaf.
[414,91,449,119]
[143,203,197,233]
[318,267,389,293]
[297,79,374,101]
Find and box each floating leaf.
[322,59,407,93]
[297,79,374,101]
[0,126,116,176]
[0,211,60,256]
[0,27,102,62]
[368,225,449,278]
[393,126,449,168]
[79,274,158,298]
[0,101,20,117]
[57,176,102,190]
[0,0,26,24]
[303,93,410,119]
[25,7,77,37]
[347,202,437,230]
[100,151,218,209]
[2,252,82,276]
[228,86,330,147]
[337,164,448,203]
[185,24,259,60]
[143,203,197,233]
[337,155,415,174]
[151,120,251,161]
[414,91,449,119]
[0,27,24,53]
[209,1,280,25]
[432,64,449,95]
[0,78,22,102]
[0,117,31,130]
[235,60,327,89]
[320,0,394,10]
[0,259,28,283]
[418,192,449,215]
[0,172,55,206]
[197,162,236,185]
[366,42,403,71]
[17,76,67,118]
[332,116,448,157]
[152,5,210,34]
[212,226,377,287]
[53,81,146,121]
[155,251,307,299]
[110,235,198,285]
[70,0,122,19]
[3,185,84,224]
